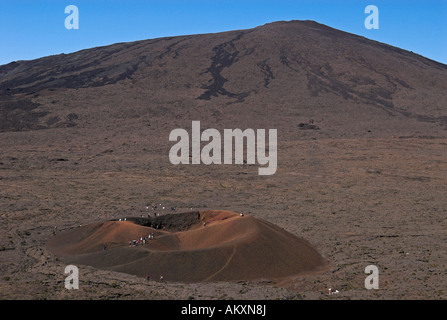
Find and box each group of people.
[129,233,155,247]
[141,212,160,218]
[146,203,177,211]
[145,222,165,230]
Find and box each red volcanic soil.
[46,210,329,283]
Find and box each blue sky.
[0,0,446,65]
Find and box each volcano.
[0,20,446,137]
[1,20,447,299]
[46,210,329,282]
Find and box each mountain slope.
[0,20,446,137]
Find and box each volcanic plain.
[1,20,447,299]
